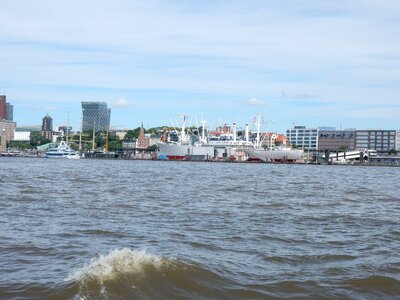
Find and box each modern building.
[42,114,53,141]
[5,103,13,121]
[355,130,396,153]
[286,126,319,150]
[318,130,356,151]
[396,131,400,151]
[0,95,6,120]
[81,101,111,131]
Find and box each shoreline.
[1,154,399,167]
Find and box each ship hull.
[249,149,304,162]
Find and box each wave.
[65,248,268,299]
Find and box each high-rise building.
[81,101,111,131]
[42,114,53,141]
[5,103,13,121]
[0,95,6,120]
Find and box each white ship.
[247,148,304,162]
[157,116,303,162]
[157,118,215,160]
[46,141,77,158]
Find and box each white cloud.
[113,98,132,108]
[245,97,265,106]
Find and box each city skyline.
[1,1,399,132]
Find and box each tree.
[109,140,123,151]
[123,128,141,141]
[388,148,397,156]
[8,141,33,150]
[147,144,158,151]
[30,131,50,147]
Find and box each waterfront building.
[0,120,17,151]
[286,126,319,150]
[136,126,150,149]
[355,130,396,153]
[0,95,14,121]
[42,114,53,141]
[396,131,400,151]
[261,133,289,149]
[13,130,31,141]
[115,131,127,140]
[5,103,13,121]
[318,129,356,151]
[0,95,6,120]
[81,101,111,131]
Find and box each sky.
[1,0,399,132]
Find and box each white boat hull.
[157,143,215,160]
[249,149,304,162]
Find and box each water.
[0,157,399,299]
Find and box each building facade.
[0,95,6,120]
[81,101,111,131]
[355,130,396,153]
[0,95,14,121]
[136,126,151,149]
[396,131,400,151]
[13,131,31,141]
[0,121,17,151]
[318,130,356,151]
[5,103,13,121]
[286,126,319,150]
[42,114,53,141]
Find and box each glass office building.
[81,102,111,131]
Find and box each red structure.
[0,95,6,120]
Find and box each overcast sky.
[1,0,399,132]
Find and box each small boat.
[46,141,77,158]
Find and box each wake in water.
[65,248,266,300]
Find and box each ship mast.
[245,124,249,144]
[105,126,109,153]
[79,116,82,152]
[233,123,237,143]
[92,119,96,151]
[201,120,207,144]
[255,115,261,147]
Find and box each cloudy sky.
[1,0,399,131]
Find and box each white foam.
[67,248,168,282]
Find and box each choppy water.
[0,158,399,299]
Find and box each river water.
[0,157,399,299]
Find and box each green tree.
[123,128,141,141]
[109,140,123,151]
[8,141,33,150]
[388,148,397,155]
[30,131,50,147]
[147,144,158,151]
